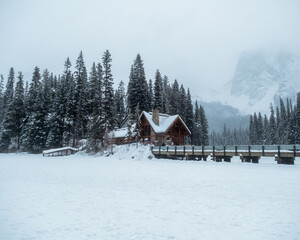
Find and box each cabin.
[139,110,191,145]
[111,125,136,145]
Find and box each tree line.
[248,95,300,145]
[210,125,249,146]
[209,94,300,146]
[0,51,209,153]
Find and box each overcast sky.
[1,0,299,99]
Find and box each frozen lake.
[0,146,300,240]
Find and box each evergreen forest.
[0,51,209,153]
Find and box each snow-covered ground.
[0,145,300,240]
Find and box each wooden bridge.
[151,145,300,164]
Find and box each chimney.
[152,109,159,126]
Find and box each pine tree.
[153,70,163,111]
[102,50,115,133]
[135,54,148,111]
[1,68,15,121]
[73,51,88,144]
[115,81,126,127]
[63,58,76,146]
[275,106,281,144]
[133,103,140,145]
[87,61,105,152]
[0,68,16,151]
[127,54,148,114]
[88,62,99,115]
[126,110,134,145]
[0,75,4,126]
[268,104,276,144]
[27,84,48,153]
[257,112,263,144]
[46,76,66,149]
[162,75,170,114]
[148,79,153,111]
[199,104,209,145]
[210,131,217,145]
[296,92,300,143]
[27,66,41,114]
[193,101,201,145]
[42,69,52,113]
[7,72,25,149]
[178,85,186,121]
[185,89,194,144]
[249,115,256,144]
[222,124,227,146]
[254,112,259,144]
[127,65,135,115]
[262,114,269,144]
[279,98,288,144]
[287,106,296,144]
[169,80,179,115]
[0,116,11,152]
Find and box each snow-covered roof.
[111,124,136,138]
[141,111,191,134]
[113,127,128,138]
[43,147,79,154]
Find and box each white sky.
[1,0,299,98]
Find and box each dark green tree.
[153,70,163,111]
[169,80,179,115]
[102,50,115,132]
[127,54,148,114]
[185,89,194,144]
[115,80,126,127]
[0,74,4,126]
[73,51,88,144]
[199,104,209,145]
[162,75,170,114]
[268,104,276,144]
[148,79,154,111]
[178,85,186,121]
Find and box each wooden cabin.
[139,110,191,145]
[111,126,136,145]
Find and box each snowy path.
[0,147,300,240]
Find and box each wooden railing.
[151,145,300,164]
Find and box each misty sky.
[1,0,299,99]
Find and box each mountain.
[192,50,300,133]
[227,50,300,111]
[192,96,249,133]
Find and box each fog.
[1,0,299,98]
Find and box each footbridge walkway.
[151,145,300,164]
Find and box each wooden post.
[159,146,161,157]
[224,146,226,157]
[262,145,265,156]
[235,146,237,156]
[278,145,280,158]
[293,145,296,159]
[175,145,177,157]
[202,145,204,158]
[248,145,251,157]
[192,146,194,157]
[183,146,185,156]
[213,145,215,161]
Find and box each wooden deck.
[151,145,300,164]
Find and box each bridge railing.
[151,145,300,153]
